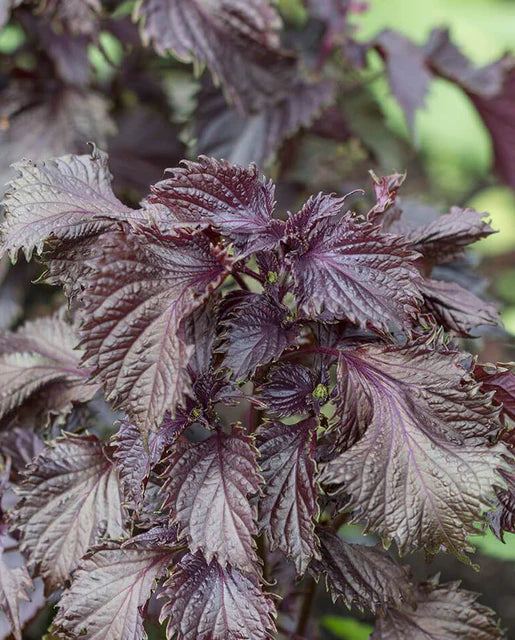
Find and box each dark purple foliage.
[0,2,512,639]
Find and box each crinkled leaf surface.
[136,0,296,113]
[150,156,283,256]
[257,363,316,417]
[77,227,230,438]
[112,419,178,506]
[221,293,299,380]
[420,277,500,336]
[475,364,515,421]
[0,555,32,640]
[403,206,494,264]
[12,434,125,591]
[162,427,261,572]
[54,543,175,640]
[371,578,503,640]
[1,148,132,261]
[321,342,506,558]
[287,207,421,329]
[310,528,413,613]
[160,552,275,640]
[0,310,97,425]
[256,418,318,574]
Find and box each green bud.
[312,383,328,400]
[267,270,278,284]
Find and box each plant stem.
[295,577,317,637]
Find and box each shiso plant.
[0,149,513,640]
[0,2,514,640]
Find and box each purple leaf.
[0,86,114,197]
[423,28,515,189]
[12,434,125,591]
[403,206,495,264]
[420,277,500,336]
[159,552,276,640]
[475,363,515,421]
[162,426,261,572]
[1,147,132,261]
[54,543,176,640]
[371,577,503,640]
[112,419,177,506]
[469,69,515,189]
[321,341,507,559]
[184,298,220,376]
[0,258,24,331]
[424,28,506,97]
[136,0,296,113]
[150,156,284,256]
[77,228,231,439]
[0,555,32,640]
[374,30,432,132]
[220,293,299,380]
[0,309,98,427]
[194,80,334,167]
[0,427,44,473]
[287,208,421,329]
[310,528,413,612]
[257,363,317,418]
[256,418,319,575]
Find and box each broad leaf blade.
[371,577,503,640]
[160,552,276,640]
[150,156,283,256]
[322,342,507,559]
[256,418,319,574]
[12,434,125,591]
[194,80,334,167]
[310,528,413,613]
[77,227,230,438]
[0,310,97,426]
[136,0,296,113]
[221,293,299,380]
[404,206,495,264]
[287,210,421,329]
[257,363,316,418]
[162,427,261,572]
[375,30,432,132]
[54,543,175,640]
[1,148,133,261]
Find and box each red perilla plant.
[0,148,512,640]
[0,1,514,639]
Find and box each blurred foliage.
[322,615,373,640]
